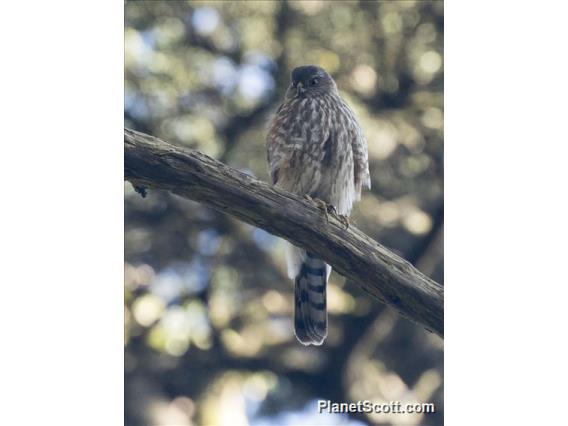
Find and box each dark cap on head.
[291,65,327,85]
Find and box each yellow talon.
[338,214,350,229]
[303,196,349,228]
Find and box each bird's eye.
[311,77,320,86]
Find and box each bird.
[266,65,370,345]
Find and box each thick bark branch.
[124,128,444,337]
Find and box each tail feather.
[294,251,329,345]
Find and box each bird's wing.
[352,130,371,192]
[343,102,370,194]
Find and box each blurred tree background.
[125,1,443,425]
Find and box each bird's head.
[286,65,336,99]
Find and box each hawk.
[266,65,370,345]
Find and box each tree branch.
[124,128,444,337]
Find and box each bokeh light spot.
[419,50,442,74]
[403,209,433,235]
[132,294,165,327]
[351,64,377,95]
[192,7,220,36]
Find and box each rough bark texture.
[124,128,444,337]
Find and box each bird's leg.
[338,214,350,229]
[304,194,330,222]
[315,198,331,223]
[326,203,338,216]
[304,195,349,228]
[325,204,350,229]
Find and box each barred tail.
[294,251,329,346]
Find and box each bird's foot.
[304,195,349,228]
[304,195,330,222]
[337,213,350,229]
[326,204,350,229]
[315,198,331,222]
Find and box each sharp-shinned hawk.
[266,65,370,345]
